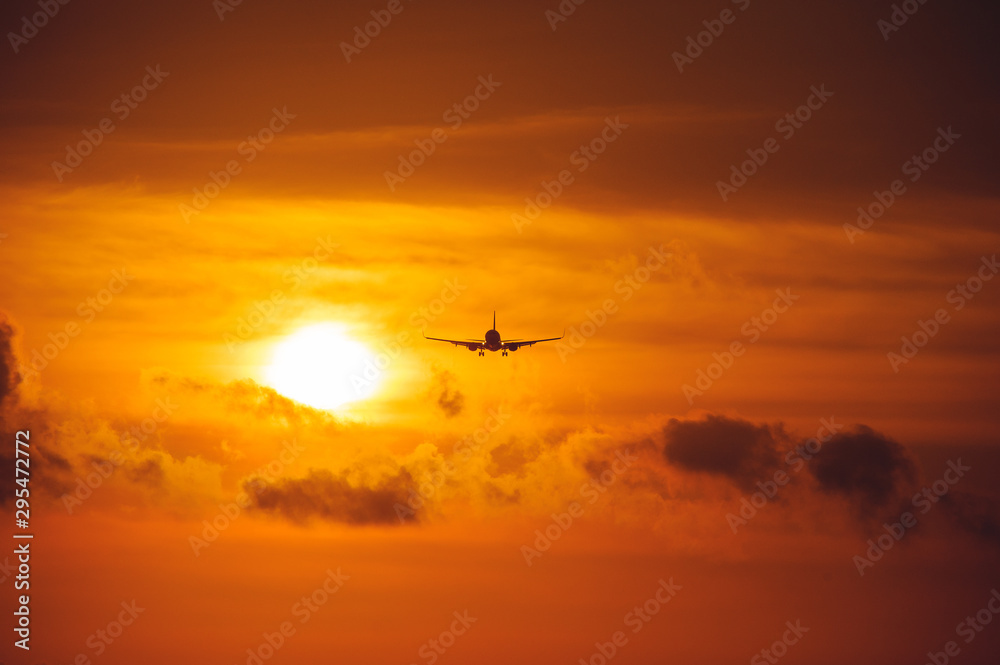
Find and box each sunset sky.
[2,0,999,663]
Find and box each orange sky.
[1,0,999,663]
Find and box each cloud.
[488,438,532,477]
[940,491,1000,548]
[0,313,32,507]
[248,468,415,525]
[0,313,22,406]
[146,371,338,426]
[0,311,992,557]
[662,415,784,490]
[807,426,916,514]
[127,458,166,487]
[430,369,465,418]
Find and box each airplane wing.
[423,334,483,351]
[502,335,562,351]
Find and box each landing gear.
[502,351,508,356]
[478,350,484,356]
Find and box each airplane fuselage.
[484,328,502,351]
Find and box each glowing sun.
[266,323,380,409]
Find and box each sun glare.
[266,323,380,409]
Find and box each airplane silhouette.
[424,312,562,356]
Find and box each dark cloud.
[0,315,24,507]
[662,415,783,489]
[940,491,1000,548]
[0,319,73,507]
[482,483,521,507]
[0,313,22,406]
[431,369,464,418]
[0,437,73,508]
[248,469,415,525]
[489,439,530,477]
[808,426,916,513]
[127,459,165,487]
[1,0,996,222]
